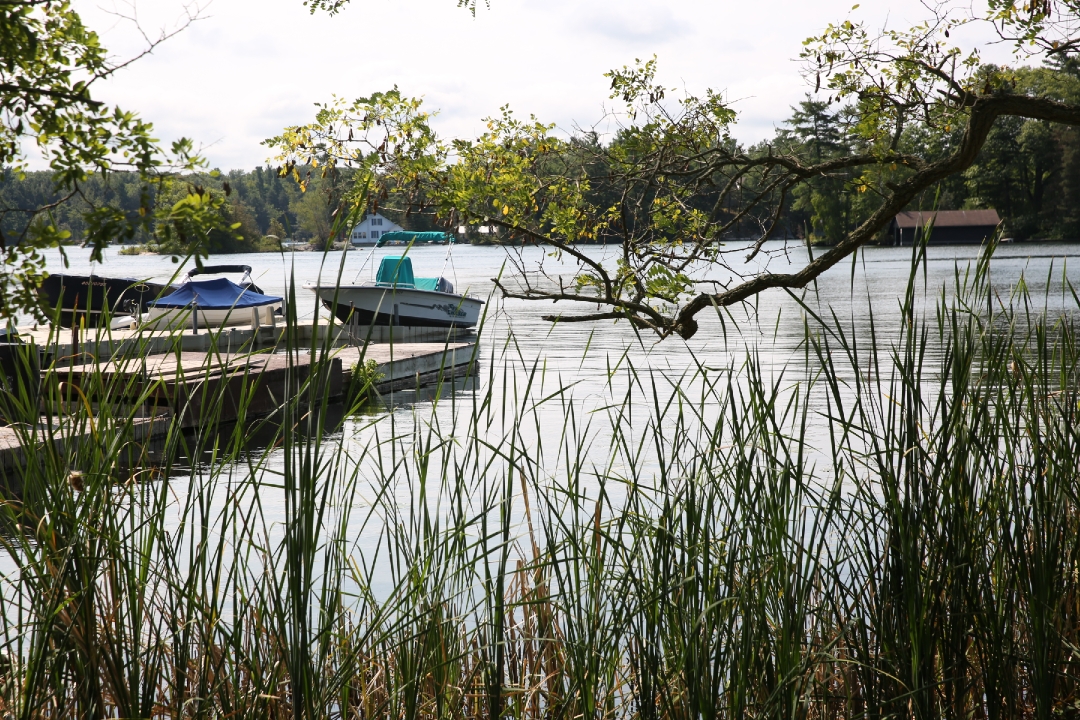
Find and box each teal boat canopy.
[376,257,415,286]
[414,277,448,291]
[374,256,454,293]
[376,231,454,247]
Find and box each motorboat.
[38,273,175,328]
[306,255,483,329]
[139,265,283,331]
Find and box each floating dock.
[13,321,476,358]
[336,343,477,393]
[0,414,171,475]
[0,323,479,473]
[53,349,343,427]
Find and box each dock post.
[191,304,199,335]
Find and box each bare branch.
[92,1,211,82]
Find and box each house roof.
[893,209,1001,229]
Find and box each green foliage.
[268,60,741,331]
[962,63,1080,238]
[774,99,854,243]
[265,89,446,246]
[802,13,981,153]
[346,358,382,405]
[0,165,333,258]
[0,2,231,322]
[987,0,1080,55]
[281,3,1080,338]
[114,243,145,256]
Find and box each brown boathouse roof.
[893,209,1001,229]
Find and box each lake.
[33,239,1080,389]
[18,240,1080,595]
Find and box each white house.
[349,212,403,246]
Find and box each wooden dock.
[336,343,477,393]
[55,350,343,427]
[0,414,170,474]
[13,321,476,359]
[0,337,478,472]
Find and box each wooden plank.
[166,353,341,427]
[52,351,342,428]
[1,351,346,474]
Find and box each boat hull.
[38,274,175,328]
[308,285,483,329]
[139,304,281,331]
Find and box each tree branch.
[671,93,1080,338]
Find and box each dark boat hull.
[38,274,175,328]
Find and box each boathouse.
[890,209,1001,245]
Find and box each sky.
[70,0,1010,171]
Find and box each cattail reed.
[0,242,1075,718]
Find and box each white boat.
[306,255,483,329]
[139,265,283,331]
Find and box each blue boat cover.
[148,278,282,309]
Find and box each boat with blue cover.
[306,254,483,329]
[139,265,283,331]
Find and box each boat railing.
[372,282,481,300]
[312,281,482,301]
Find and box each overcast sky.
[71,0,1008,171]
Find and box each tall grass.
[0,243,1076,719]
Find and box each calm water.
[34,239,1080,475]
[20,240,1080,592]
[35,240,1080,383]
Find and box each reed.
[0,242,1076,719]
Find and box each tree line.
[5,59,1080,259]
[2,165,328,252]
[556,58,1080,246]
[773,57,1080,243]
[7,63,1080,256]
[0,163,444,253]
